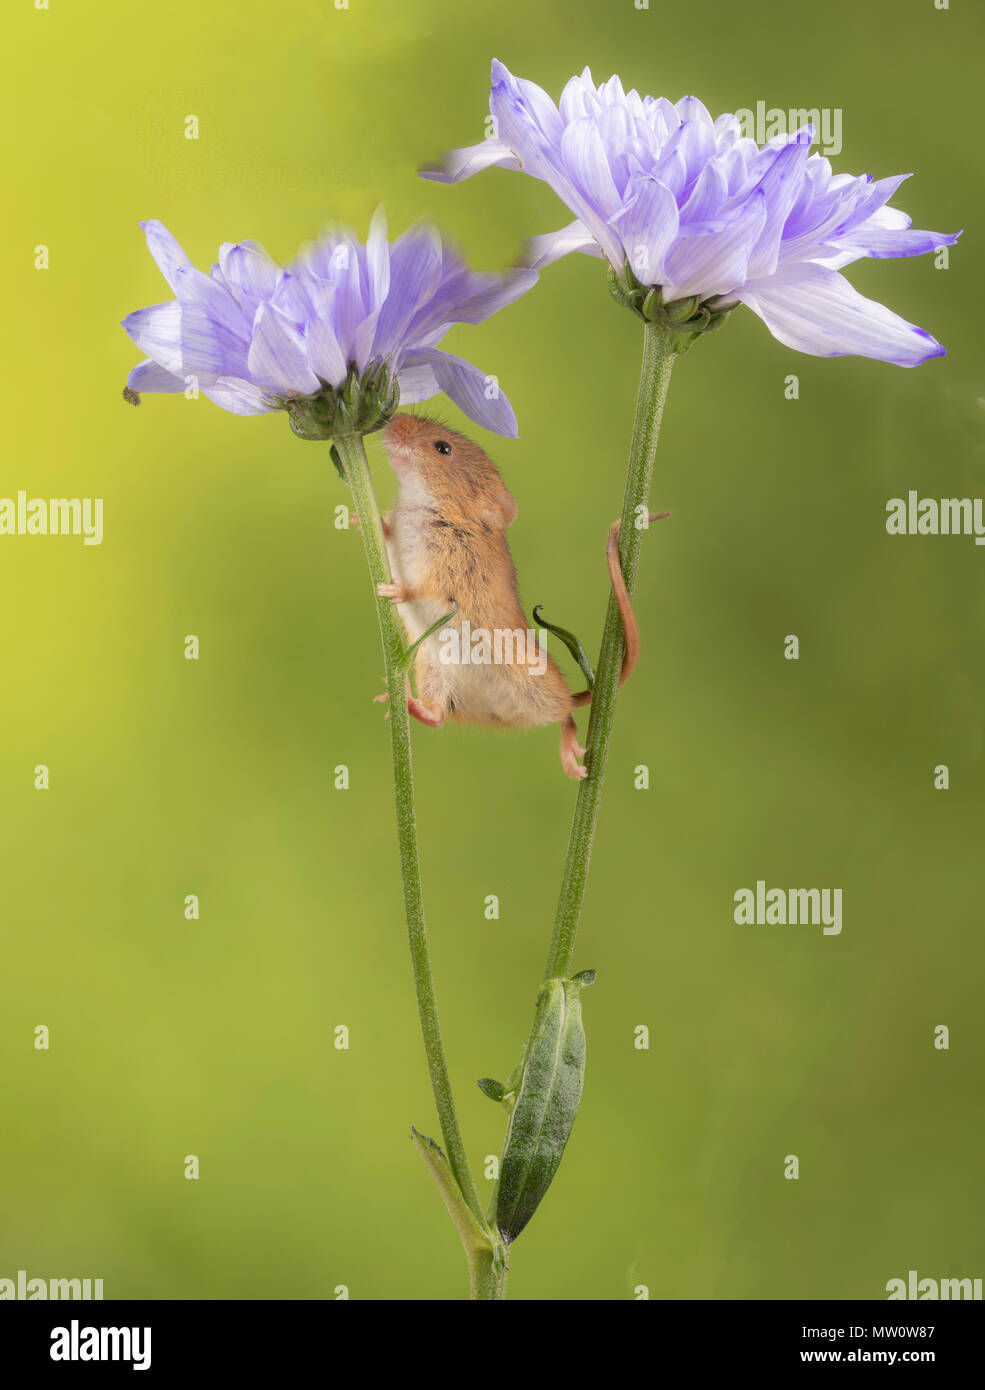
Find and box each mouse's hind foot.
[407,689,444,728]
[373,677,443,729]
[560,715,587,780]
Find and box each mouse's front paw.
[377,582,409,603]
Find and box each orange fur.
[377,414,662,778]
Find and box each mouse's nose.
[384,413,416,447]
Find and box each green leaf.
[477,1078,506,1103]
[329,443,346,481]
[396,602,458,674]
[410,1127,493,1257]
[495,972,594,1244]
[532,605,596,690]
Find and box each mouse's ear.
[481,487,518,530]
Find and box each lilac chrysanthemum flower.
[424,61,960,367]
[122,210,537,436]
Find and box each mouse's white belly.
[385,514,451,643]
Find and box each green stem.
[544,321,678,981]
[469,1244,510,1300]
[334,432,483,1227]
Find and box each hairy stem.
[544,321,677,981]
[469,1243,510,1301]
[335,432,483,1227]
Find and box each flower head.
[424,62,960,366]
[122,211,536,437]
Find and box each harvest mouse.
[372,413,663,779]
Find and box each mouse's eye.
[433,440,452,456]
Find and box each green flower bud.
[606,264,734,349]
[281,360,400,442]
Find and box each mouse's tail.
[572,511,669,707]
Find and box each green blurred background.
[2,0,982,1301]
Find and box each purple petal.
[661,189,768,302]
[490,59,564,147]
[365,206,391,310]
[403,347,519,435]
[489,64,620,262]
[395,363,441,405]
[174,300,251,381]
[353,306,383,373]
[406,267,537,342]
[247,302,322,395]
[826,219,960,262]
[560,118,622,218]
[126,358,187,394]
[598,74,627,108]
[122,302,183,376]
[736,261,946,367]
[610,176,680,284]
[675,94,714,127]
[303,229,355,280]
[679,157,729,225]
[675,97,716,183]
[315,236,365,357]
[372,223,444,357]
[420,139,521,183]
[269,268,314,325]
[171,264,251,342]
[304,290,348,387]
[556,120,625,263]
[139,220,194,293]
[831,173,911,238]
[655,150,689,202]
[559,67,599,124]
[523,221,602,270]
[217,240,280,316]
[202,377,276,416]
[744,129,814,279]
[451,267,538,323]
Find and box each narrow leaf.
[410,1127,492,1256]
[396,602,458,674]
[532,605,596,689]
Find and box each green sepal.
[279,358,401,443]
[606,263,734,348]
[662,294,701,324]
